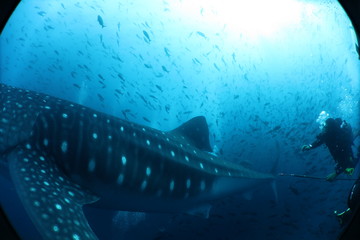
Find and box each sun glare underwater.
[0,0,360,239]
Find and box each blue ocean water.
[0,0,359,239]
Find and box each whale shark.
[0,83,275,239]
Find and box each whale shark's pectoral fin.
[7,144,100,240]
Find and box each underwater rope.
[278,173,357,181]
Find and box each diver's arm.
[302,135,323,151]
[309,137,323,149]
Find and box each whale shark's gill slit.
[7,143,100,240]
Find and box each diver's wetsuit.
[309,119,356,174]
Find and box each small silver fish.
[97,15,105,28]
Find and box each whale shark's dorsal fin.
[170,116,212,152]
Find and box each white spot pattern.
[186,179,191,189]
[117,174,124,184]
[121,156,127,165]
[141,180,147,191]
[146,167,151,176]
[169,180,175,191]
[92,133,98,139]
[88,159,96,172]
[61,141,68,153]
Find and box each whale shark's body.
[0,83,274,239]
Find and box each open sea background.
[1,0,359,239]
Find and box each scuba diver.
[301,113,358,182]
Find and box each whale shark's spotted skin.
[0,83,274,239]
